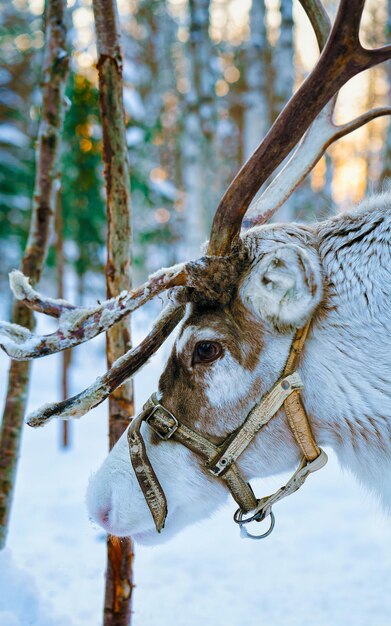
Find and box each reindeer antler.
[25,303,184,427]
[245,0,391,227]
[2,0,391,429]
[208,0,391,254]
[0,266,186,359]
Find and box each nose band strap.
[128,396,258,532]
[127,407,168,532]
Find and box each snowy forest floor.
[1,304,391,626]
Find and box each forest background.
[1,1,391,625]
[2,0,391,300]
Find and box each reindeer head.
[3,0,391,544]
[85,224,324,543]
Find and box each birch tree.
[0,0,69,548]
[244,0,271,160]
[272,0,296,220]
[273,0,317,220]
[182,0,217,258]
[92,0,134,624]
[273,0,294,120]
[54,190,72,448]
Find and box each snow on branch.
[26,304,184,427]
[10,271,76,317]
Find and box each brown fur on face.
[157,298,266,439]
[158,223,323,442]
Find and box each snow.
[1,306,391,626]
[0,550,72,626]
[9,270,37,301]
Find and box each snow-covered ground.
[1,305,391,626]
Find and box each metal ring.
[233,503,268,525]
[238,511,275,540]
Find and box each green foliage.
[59,72,106,277]
[0,2,40,277]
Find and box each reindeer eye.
[193,341,223,365]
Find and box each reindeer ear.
[239,244,323,331]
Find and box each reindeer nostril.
[93,499,112,529]
[100,508,110,525]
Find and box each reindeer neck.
[301,196,391,481]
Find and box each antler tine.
[245,105,391,228]
[208,0,391,255]
[0,264,187,359]
[8,270,77,318]
[245,0,391,227]
[299,0,330,48]
[26,303,184,427]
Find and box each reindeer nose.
[86,478,113,531]
[97,503,111,528]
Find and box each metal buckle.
[208,461,227,477]
[145,405,179,440]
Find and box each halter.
[127,320,328,539]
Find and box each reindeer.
[2,0,391,544]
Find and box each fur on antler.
[26,303,184,427]
[0,266,186,359]
[0,255,248,362]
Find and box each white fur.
[87,194,391,542]
[240,243,323,329]
[86,422,227,544]
[176,325,224,355]
[204,354,254,411]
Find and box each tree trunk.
[272,0,296,221]
[0,0,69,549]
[181,0,216,258]
[244,0,270,160]
[272,0,317,221]
[92,1,135,624]
[273,0,294,121]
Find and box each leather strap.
[127,319,325,533]
[283,320,312,375]
[282,320,320,462]
[284,391,320,461]
[128,395,259,531]
[207,372,303,476]
[127,409,168,532]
